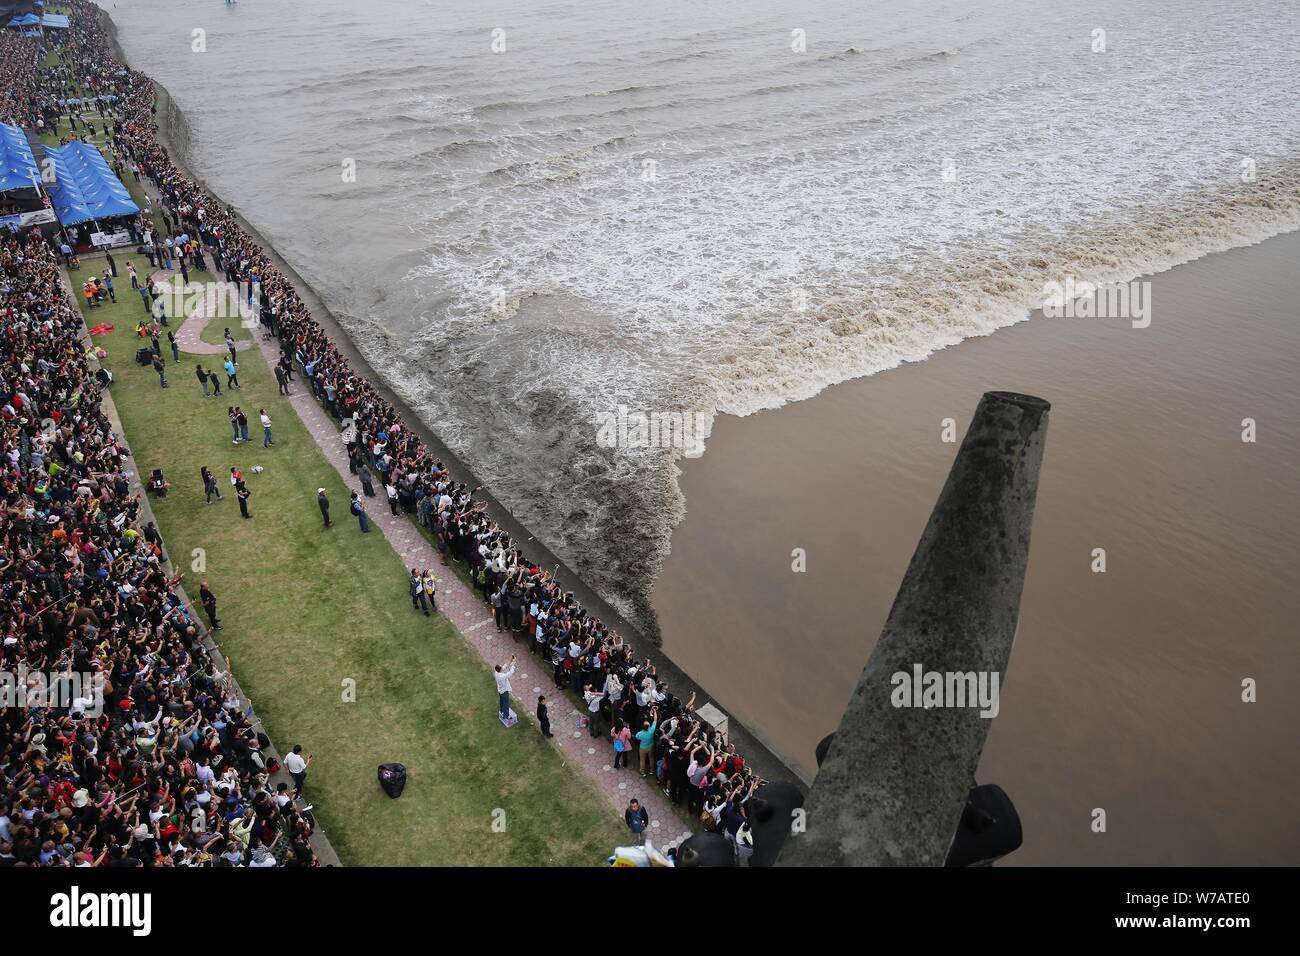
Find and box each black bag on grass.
[378,762,407,799]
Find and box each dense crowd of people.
[0,10,320,868]
[2,0,773,864]
[0,220,322,867]
[0,29,43,132]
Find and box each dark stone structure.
[778,391,1050,867]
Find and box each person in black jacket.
[409,568,428,615]
[199,581,220,630]
[507,586,524,632]
[202,466,222,503]
[537,695,553,738]
[143,521,164,557]
[624,799,649,846]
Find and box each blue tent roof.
[42,13,67,29]
[7,12,40,26]
[0,123,39,194]
[44,141,140,226]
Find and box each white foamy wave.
[369,163,1300,635]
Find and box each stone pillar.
[778,391,1050,867]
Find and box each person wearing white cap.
[317,488,330,528]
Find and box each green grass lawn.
[75,257,625,865]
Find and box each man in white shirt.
[259,409,274,447]
[494,656,516,720]
[195,757,216,788]
[284,745,311,795]
[584,685,606,738]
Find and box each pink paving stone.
[165,277,256,355]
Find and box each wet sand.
[652,232,1300,865]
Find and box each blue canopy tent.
[0,123,40,194]
[0,1,34,22]
[43,141,139,227]
[6,12,40,27]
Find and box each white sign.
[89,230,132,248]
[0,209,57,232]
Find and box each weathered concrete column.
[778,391,1050,867]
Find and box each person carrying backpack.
[350,492,370,533]
[612,721,632,770]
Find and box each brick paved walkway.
[248,323,694,851]
[96,263,246,358]
[173,304,254,355]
